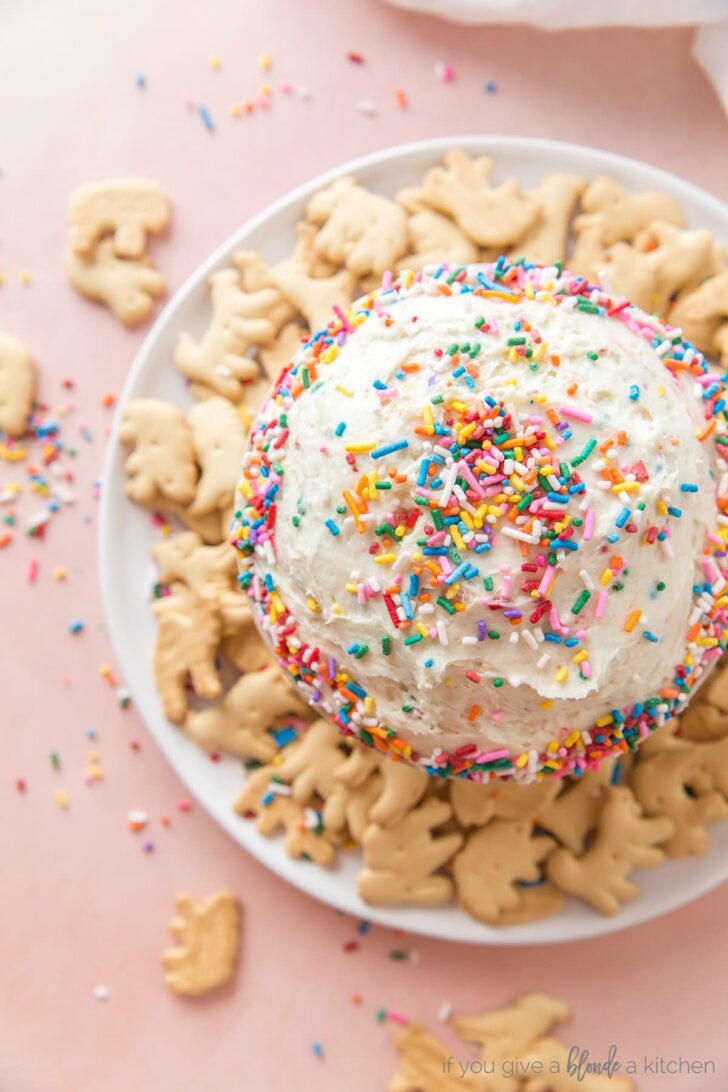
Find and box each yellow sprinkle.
[416,623,429,637]
[613,481,640,494]
[508,348,518,363]
[460,511,474,530]
[547,740,559,754]
[596,713,614,727]
[345,442,376,453]
[53,567,66,581]
[534,392,547,404]
[344,583,358,595]
[208,53,222,70]
[374,553,396,565]
[600,567,614,586]
[229,103,243,118]
[450,401,469,413]
[451,524,465,550]
[564,730,580,748]
[331,601,344,615]
[259,51,272,70]
[656,500,668,516]
[555,666,568,684]
[364,696,376,714]
[572,650,588,664]
[18,269,32,285]
[336,384,353,397]
[541,699,554,711]
[423,404,434,434]
[55,790,69,810]
[458,422,477,439]
[394,525,406,538]
[515,753,529,768]
[698,637,720,647]
[657,384,665,396]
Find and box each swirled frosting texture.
[232,262,728,782]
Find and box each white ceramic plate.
[100,136,728,945]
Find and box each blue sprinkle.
[607,533,620,543]
[680,483,699,493]
[358,920,370,935]
[371,439,408,460]
[417,458,431,487]
[135,74,146,89]
[615,507,631,528]
[629,385,640,401]
[643,631,659,643]
[424,658,434,668]
[484,81,498,94]
[335,421,347,436]
[68,620,85,635]
[667,505,682,518]
[272,726,297,748]
[312,1043,324,1059]
[373,379,388,390]
[347,681,367,698]
[325,519,340,537]
[198,104,215,132]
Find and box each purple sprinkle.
[502,609,522,619]
[477,620,487,641]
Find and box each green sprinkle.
[446,342,458,356]
[389,949,408,961]
[432,510,444,530]
[587,351,599,361]
[292,515,301,527]
[656,581,666,591]
[469,343,481,358]
[381,636,391,655]
[483,575,494,591]
[374,481,392,490]
[493,677,505,687]
[571,438,597,467]
[516,492,534,511]
[404,633,423,646]
[376,1009,387,1023]
[402,704,414,712]
[302,368,310,388]
[571,589,591,615]
[507,336,526,346]
[50,752,60,770]
[354,645,369,659]
[474,315,485,328]
[437,597,456,615]
[577,300,600,314]
[446,266,465,285]
[488,630,501,640]
[430,393,444,405]
[336,504,346,515]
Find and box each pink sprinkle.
[458,459,486,497]
[558,403,594,424]
[27,557,39,583]
[581,661,592,679]
[278,80,293,94]
[537,565,554,597]
[583,508,596,541]
[381,271,393,291]
[476,746,510,761]
[333,303,354,333]
[434,61,455,82]
[387,1011,410,1026]
[594,590,608,619]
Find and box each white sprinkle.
[437,1000,453,1023]
[461,636,478,646]
[356,98,377,116]
[522,629,538,651]
[536,653,550,670]
[93,985,110,1001]
[579,569,595,591]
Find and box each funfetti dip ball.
[232,261,728,783]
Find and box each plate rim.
[99,134,728,946]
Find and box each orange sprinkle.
[623,609,641,633]
[467,705,481,722]
[617,430,627,445]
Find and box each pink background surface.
[2,2,728,1089]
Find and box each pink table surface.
[2,2,728,1090]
